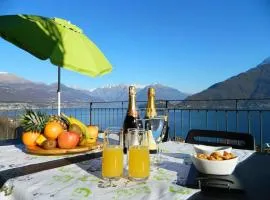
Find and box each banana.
[61,113,90,139]
[79,138,96,146]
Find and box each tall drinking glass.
[127,128,150,181]
[102,127,123,182]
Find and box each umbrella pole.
[57,66,61,116]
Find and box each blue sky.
[0,0,269,94]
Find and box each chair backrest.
[185,129,255,150]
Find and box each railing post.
[98,108,101,130]
[180,109,183,139]
[215,110,218,131]
[235,99,238,131]
[112,108,115,127]
[225,111,228,132]
[89,102,92,125]
[105,108,107,128]
[173,108,176,140]
[122,101,124,119]
[189,110,191,130]
[205,110,208,129]
[248,111,251,134]
[260,111,263,152]
[165,100,169,139]
[165,100,168,109]
[197,109,199,128]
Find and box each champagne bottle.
[123,86,140,153]
[145,87,157,154]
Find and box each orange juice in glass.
[127,128,150,181]
[128,145,150,180]
[102,127,123,180]
[102,145,123,179]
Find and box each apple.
[58,131,80,149]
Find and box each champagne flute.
[137,116,166,165]
[149,116,166,165]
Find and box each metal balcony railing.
[1,99,270,152]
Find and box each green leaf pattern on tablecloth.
[72,187,92,198]
[77,175,100,183]
[52,174,74,183]
[152,168,173,181]
[169,185,192,194]
[58,166,79,174]
[113,185,151,200]
[0,184,13,196]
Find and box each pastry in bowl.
[193,144,232,155]
[191,151,238,175]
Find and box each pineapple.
[20,109,49,146]
[48,115,69,130]
[20,109,49,132]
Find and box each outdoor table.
[0,140,268,200]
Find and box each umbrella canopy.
[0,14,112,114]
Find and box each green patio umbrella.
[0,14,112,115]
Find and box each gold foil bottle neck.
[146,87,157,118]
[127,86,137,117]
[129,86,136,96]
[148,87,155,96]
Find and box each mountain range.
[0,73,99,102]
[1,56,270,103]
[187,57,270,100]
[0,73,189,102]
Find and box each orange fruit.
[22,132,40,146]
[44,122,64,140]
[87,125,99,138]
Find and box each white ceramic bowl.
[191,154,238,175]
[193,144,232,155]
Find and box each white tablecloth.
[0,142,255,200]
[0,144,102,171]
